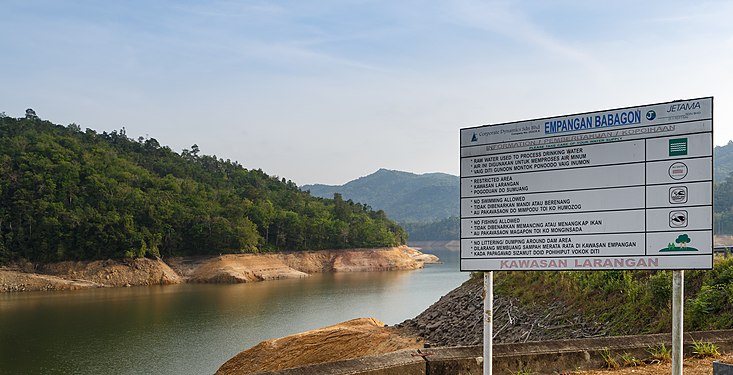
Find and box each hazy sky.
[2,1,732,185]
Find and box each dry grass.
[579,352,733,375]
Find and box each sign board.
[460,97,713,271]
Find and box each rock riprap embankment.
[395,276,608,347]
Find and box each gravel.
[395,276,609,347]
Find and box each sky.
[1,0,732,185]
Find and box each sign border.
[459,97,714,272]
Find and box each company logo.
[669,210,688,228]
[646,110,656,121]
[471,133,478,142]
[669,138,688,157]
[669,186,688,204]
[667,101,701,113]
[668,162,688,180]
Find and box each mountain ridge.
[302,140,733,240]
[302,168,458,223]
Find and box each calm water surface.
[0,248,465,375]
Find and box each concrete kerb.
[426,330,733,374]
[714,361,733,375]
[251,330,733,375]
[250,348,426,375]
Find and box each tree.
[25,108,38,120]
[676,234,691,248]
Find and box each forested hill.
[0,115,406,263]
[302,169,458,223]
[302,169,460,241]
[715,141,733,181]
[302,142,733,241]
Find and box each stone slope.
[395,276,608,347]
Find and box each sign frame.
[460,97,714,272]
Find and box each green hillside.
[715,141,733,182]
[401,217,459,241]
[497,257,733,335]
[302,169,458,224]
[302,140,733,241]
[0,114,406,262]
[302,169,460,241]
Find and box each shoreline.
[408,240,459,251]
[0,246,438,293]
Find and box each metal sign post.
[483,271,493,375]
[672,270,684,375]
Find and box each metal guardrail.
[714,246,733,258]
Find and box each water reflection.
[0,249,465,375]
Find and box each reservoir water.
[0,248,465,375]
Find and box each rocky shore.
[0,246,438,292]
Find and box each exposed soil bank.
[221,330,733,375]
[216,318,423,375]
[0,246,438,292]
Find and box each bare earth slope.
[0,268,103,292]
[40,258,183,287]
[167,246,437,283]
[215,318,422,375]
[1,246,437,292]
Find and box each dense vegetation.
[401,216,459,241]
[302,169,458,223]
[0,114,406,262]
[714,171,733,234]
[303,169,458,240]
[715,141,733,182]
[302,141,733,240]
[495,257,733,335]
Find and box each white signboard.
[460,97,713,271]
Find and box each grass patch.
[494,257,733,336]
[599,348,619,369]
[646,343,671,364]
[620,352,641,367]
[691,339,720,358]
